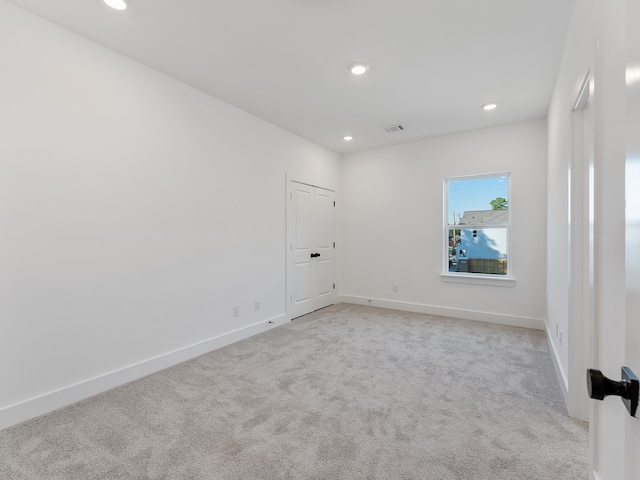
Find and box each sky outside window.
[448,176,508,225]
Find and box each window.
[443,173,512,284]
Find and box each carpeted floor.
[0,304,588,479]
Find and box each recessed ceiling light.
[482,102,498,111]
[349,63,369,75]
[343,136,353,141]
[103,0,127,10]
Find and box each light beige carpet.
[0,304,588,479]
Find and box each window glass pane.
[447,228,462,271]
[447,227,508,275]
[447,176,508,226]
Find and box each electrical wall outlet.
[255,300,260,311]
[233,305,239,317]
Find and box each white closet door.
[288,181,334,319]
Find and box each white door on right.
[288,181,335,319]
[622,0,640,474]
[590,1,640,478]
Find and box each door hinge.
[333,201,335,207]
[333,242,335,248]
[333,283,335,290]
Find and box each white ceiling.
[6,0,576,154]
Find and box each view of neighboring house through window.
[445,173,510,276]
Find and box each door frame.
[567,68,595,423]
[285,174,337,320]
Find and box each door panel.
[316,258,333,298]
[294,189,312,250]
[315,190,334,249]
[293,263,310,303]
[314,188,334,310]
[291,183,314,316]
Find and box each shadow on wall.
[459,229,506,259]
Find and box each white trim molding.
[440,273,515,287]
[338,295,544,330]
[0,314,287,431]
[443,172,512,279]
[546,322,569,406]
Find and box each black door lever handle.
[310,253,321,258]
[587,366,639,417]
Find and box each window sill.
[440,273,515,287]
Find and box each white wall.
[546,0,597,406]
[0,0,340,429]
[340,119,547,327]
[548,1,631,474]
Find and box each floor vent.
[384,124,406,133]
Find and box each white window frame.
[440,172,515,287]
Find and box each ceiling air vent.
[384,124,406,133]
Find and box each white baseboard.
[338,294,545,330]
[0,314,287,431]
[545,322,569,407]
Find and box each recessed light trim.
[343,136,353,141]
[103,0,127,10]
[482,102,498,111]
[349,63,369,75]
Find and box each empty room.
[1,0,639,479]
